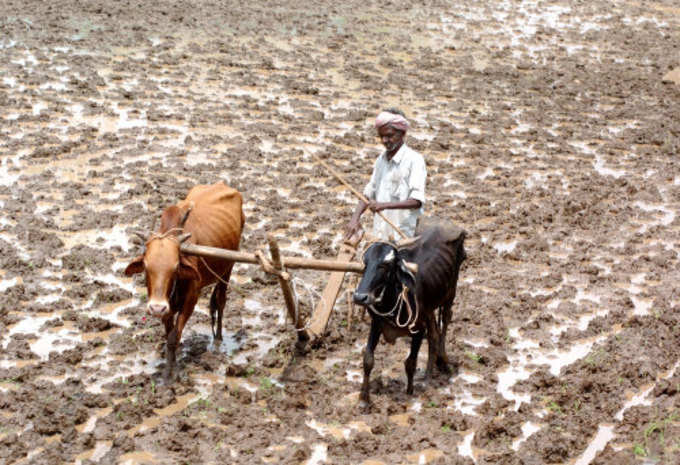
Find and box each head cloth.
[375,111,410,132]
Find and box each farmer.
[345,109,427,241]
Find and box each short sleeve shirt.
[363,144,426,240]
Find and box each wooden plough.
[179,153,409,346]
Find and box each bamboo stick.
[181,243,364,273]
[310,152,407,239]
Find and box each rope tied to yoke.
[200,246,322,333]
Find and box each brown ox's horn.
[132,230,148,242]
[402,261,418,275]
[177,232,192,243]
[180,203,194,226]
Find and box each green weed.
[260,377,273,390]
[465,351,481,363]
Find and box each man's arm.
[344,200,369,240]
[367,198,421,212]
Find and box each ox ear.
[124,255,145,276]
[178,255,200,281]
[396,259,417,289]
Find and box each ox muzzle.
[147,300,170,318]
[353,286,384,307]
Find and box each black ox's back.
[399,226,466,313]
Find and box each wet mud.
[1,0,680,464]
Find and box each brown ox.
[125,182,245,381]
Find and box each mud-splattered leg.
[164,289,198,382]
[405,330,424,395]
[209,281,227,340]
[425,313,440,380]
[360,319,382,405]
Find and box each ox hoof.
[358,399,372,412]
[437,358,456,375]
[161,369,177,385]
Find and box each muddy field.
[2,1,680,464]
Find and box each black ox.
[353,225,466,404]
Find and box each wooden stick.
[310,152,407,239]
[181,243,364,273]
[306,228,363,339]
[267,233,308,342]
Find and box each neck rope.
[369,284,420,333]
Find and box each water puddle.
[512,421,542,451]
[74,440,113,465]
[129,392,199,436]
[304,443,328,465]
[308,417,371,440]
[118,451,160,465]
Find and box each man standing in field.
[345,109,427,241]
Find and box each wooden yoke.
[307,228,364,340]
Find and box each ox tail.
[209,290,218,339]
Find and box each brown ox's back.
[180,182,244,251]
[157,182,245,287]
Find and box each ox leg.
[209,281,227,341]
[162,312,174,337]
[164,292,198,382]
[405,330,424,395]
[425,313,440,380]
[437,299,454,374]
[360,319,382,405]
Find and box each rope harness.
[369,283,420,334]
[146,227,185,243]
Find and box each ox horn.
[177,232,192,243]
[397,237,419,248]
[132,230,148,242]
[180,203,194,227]
[402,261,418,275]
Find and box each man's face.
[377,125,404,154]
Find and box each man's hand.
[367,201,384,213]
[344,218,362,241]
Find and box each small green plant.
[245,366,255,377]
[427,401,438,408]
[260,377,273,390]
[151,380,156,394]
[633,444,646,456]
[196,398,211,409]
[639,409,679,454]
[441,424,451,432]
[584,348,606,366]
[465,351,481,363]
[546,400,562,415]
